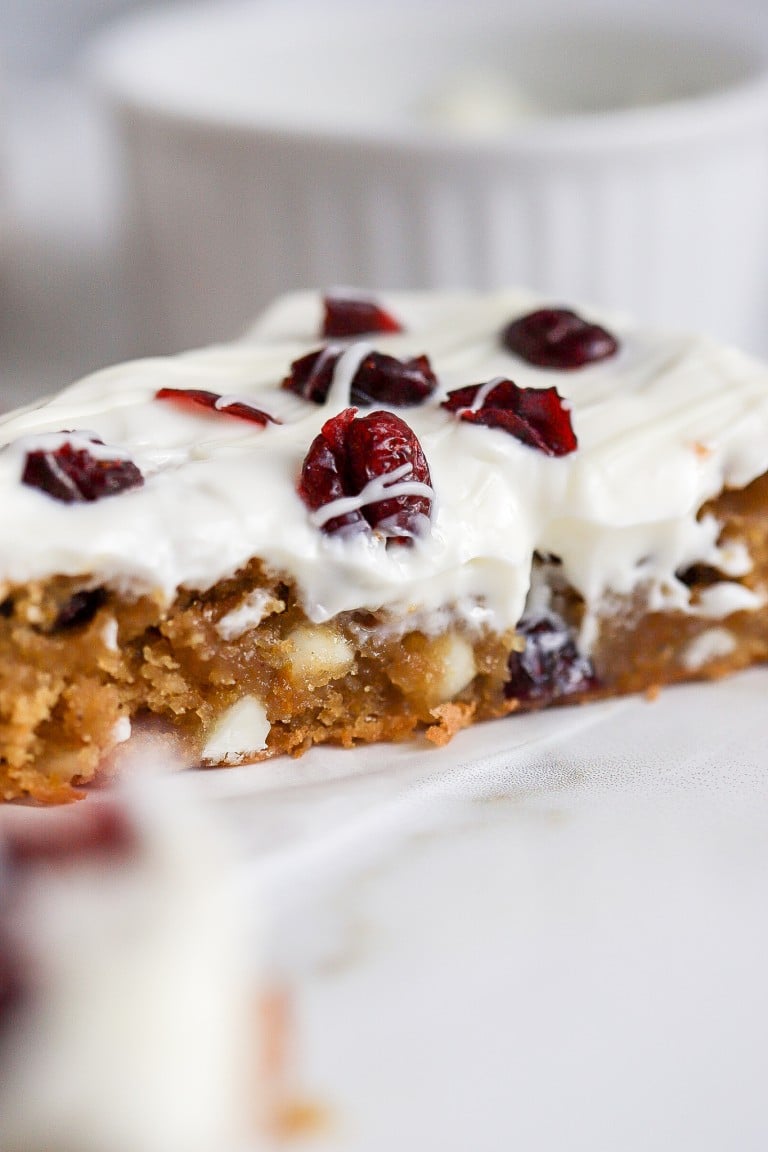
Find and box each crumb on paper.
[425,701,476,747]
[271,1098,332,1142]
[259,985,334,1143]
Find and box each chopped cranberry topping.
[298,407,366,537]
[322,294,403,338]
[298,407,433,542]
[350,352,437,407]
[22,439,144,504]
[501,308,618,369]
[505,611,598,704]
[283,348,336,404]
[282,348,437,408]
[442,378,577,457]
[345,411,433,540]
[155,387,278,426]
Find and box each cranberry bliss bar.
[2,289,768,801]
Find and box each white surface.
[4,676,766,1149]
[89,0,768,352]
[191,672,768,1151]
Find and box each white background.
[2,0,768,410]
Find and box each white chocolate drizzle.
[325,342,372,408]
[308,462,435,532]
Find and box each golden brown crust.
[425,701,478,747]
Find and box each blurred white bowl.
[90,0,768,352]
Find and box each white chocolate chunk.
[285,624,354,686]
[216,589,284,641]
[111,716,132,745]
[430,633,477,703]
[693,583,764,618]
[101,617,119,652]
[681,627,737,671]
[201,696,270,764]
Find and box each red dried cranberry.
[0,946,26,1036]
[442,378,577,457]
[345,411,433,541]
[505,611,597,704]
[283,348,437,408]
[5,803,136,871]
[54,588,107,631]
[298,408,368,537]
[22,440,144,504]
[322,294,403,338]
[502,308,618,369]
[282,348,338,404]
[298,407,433,543]
[354,353,436,408]
[0,803,136,1036]
[155,387,278,426]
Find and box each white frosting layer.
[1,288,767,638]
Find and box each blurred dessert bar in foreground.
[0,784,255,1151]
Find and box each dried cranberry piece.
[0,803,136,1037]
[346,411,433,541]
[155,387,278,426]
[54,588,107,631]
[298,408,368,538]
[505,611,597,704]
[322,294,403,338]
[283,348,437,408]
[5,803,136,871]
[282,348,338,404]
[0,946,26,1037]
[442,379,577,457]
[22,440,144,503]
[298,407,434,543]
[354,353,436,408]
[502,308,618,369]
[676,563,722,589]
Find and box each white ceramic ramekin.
[89,0,768,353]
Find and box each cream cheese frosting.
[1,289,767,644]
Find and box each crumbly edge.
[0,559,515,802]
[2,473,768,804]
